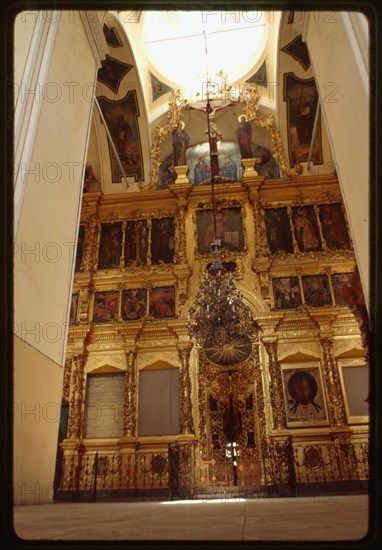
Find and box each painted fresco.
[264,207,294,254]
[318,203,351,250]
[196,207,244,255]
[284,73,322,165]
[98,91,144,182]
[97,55,133,94]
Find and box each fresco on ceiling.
[284,73,322,166]
[155,140,279,189]
[281,35,311,71]
[98,91,144,182]
[150,72,173,102]
[97,55,133,94]
[103,24,123,48]
[245,60,268,88]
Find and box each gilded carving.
[67,355,87,439]
[123,350,137,438]
[261,338,286,430]
[320,337,346,426]
[177,342,194,434]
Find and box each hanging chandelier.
[188,241,256,347]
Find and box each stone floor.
[12,494,370,542]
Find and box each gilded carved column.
[177,342,194,434]
[123,350,138,438]
[262,338,286,430]
[67,355,87,440]
[320,337,346,426]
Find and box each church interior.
[12,8,372,541]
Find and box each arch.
[141,360,178,370]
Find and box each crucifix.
[186,89,235,183]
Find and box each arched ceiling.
[119,10,282,124]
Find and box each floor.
[12,494,370,542]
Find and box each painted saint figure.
[293,206,321,252]
[172,122,190,166]
[287,371,323,420]
[194,156,211,185]
[235,115,253,158]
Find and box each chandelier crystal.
[188,240,256,347]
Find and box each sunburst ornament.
[204,335,252,366]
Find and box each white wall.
[305,11,369,307]
[13,11,106,504]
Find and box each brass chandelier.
[188,241,256,347]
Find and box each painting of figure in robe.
[98,223,122,269]
[265,208,293,254]
[318,203,351,250]
[292,205,321,252]
[284,73,323,165]
[151,217,175,264]
[125,220,148,265]
[196,208,244,255]
[97,91,144,182]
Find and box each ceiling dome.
[142,11,267,94]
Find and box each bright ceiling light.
[142,11,266,93]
